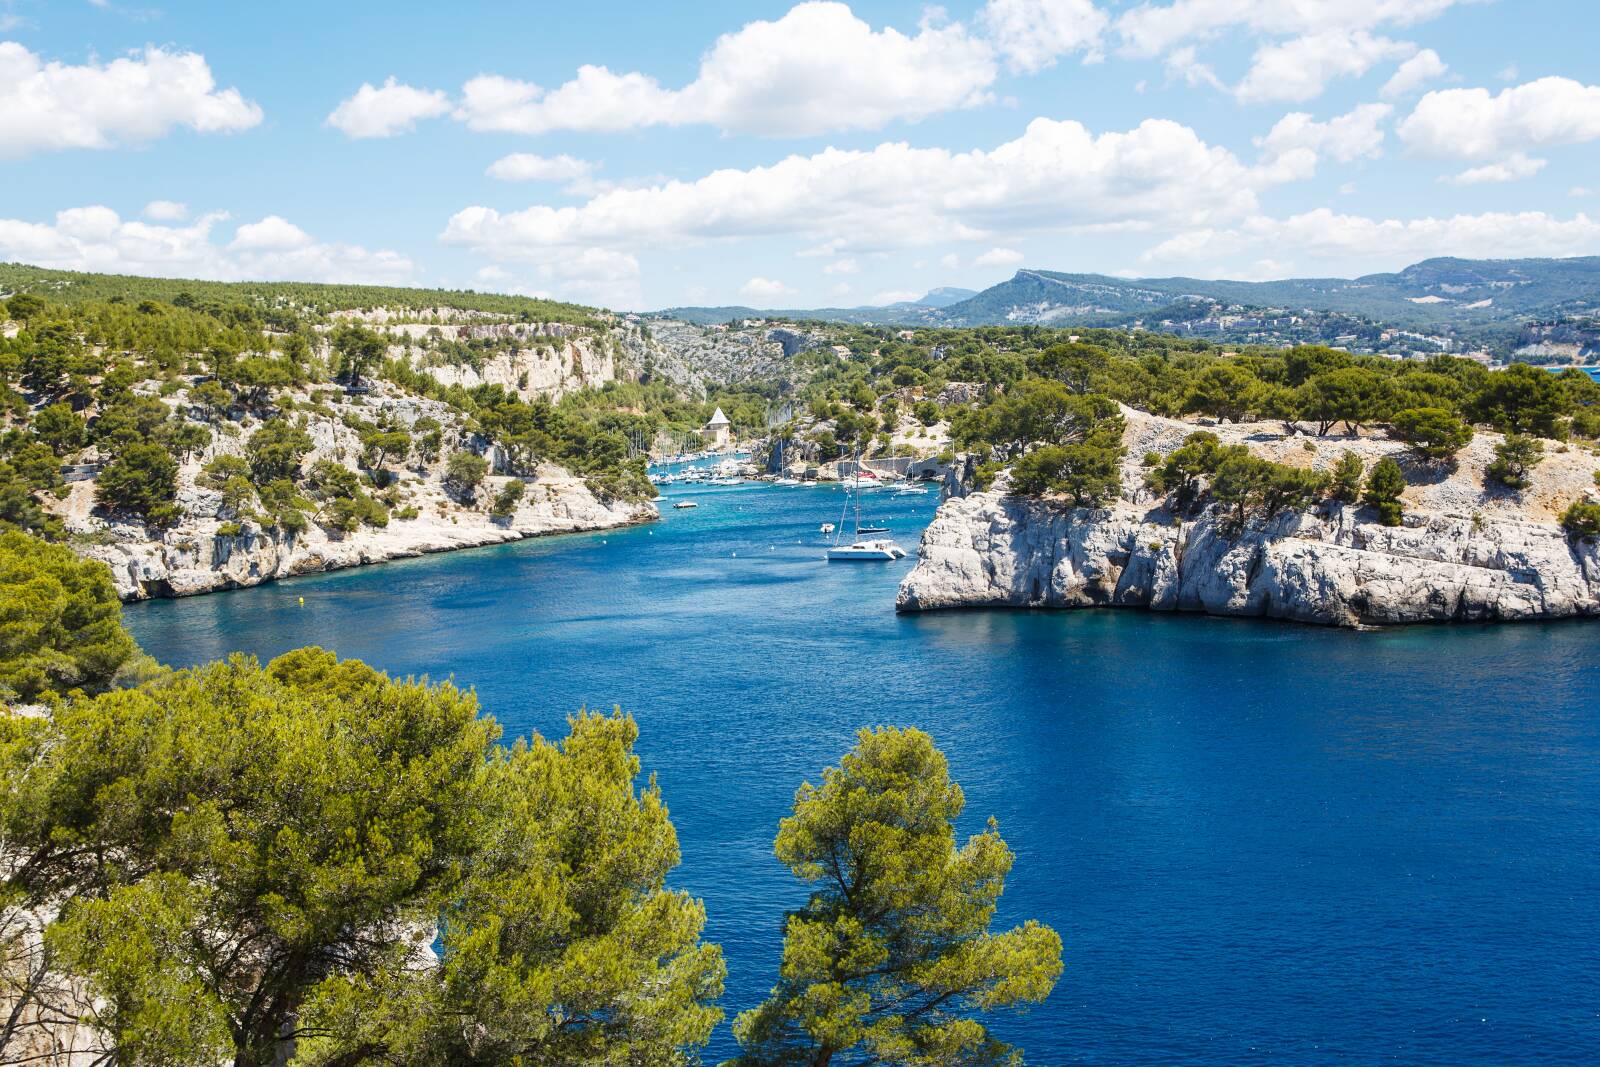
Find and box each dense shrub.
[1364,457,1407,527]
[1486,434,1545,490]
[0,530,137,701]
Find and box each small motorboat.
[857,525,889,534]
[820,522,835,534]
[673,501,698,509]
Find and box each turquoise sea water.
[124,480,1600,1065]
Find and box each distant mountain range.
[652,286,976,327]
[652,258,1600,355]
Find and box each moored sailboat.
[826,456,906,561]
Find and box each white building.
[703,407,733,450]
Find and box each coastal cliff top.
[1114,405,1597,526]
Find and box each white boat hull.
[826,539,906,561]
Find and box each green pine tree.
[732,727,1062,1067]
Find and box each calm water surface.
[124,479,1600,1065]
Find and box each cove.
[123,481,1600,1065]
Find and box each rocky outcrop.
[54,376,656,602]
[77,473,654,601]
[640,318,804,390]
[898,408,1600,628]
[385,322,617,402]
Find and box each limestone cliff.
[76,470,652,601]
[898,408,1600,627]
[54,375,655,602]
[367,318,616,402]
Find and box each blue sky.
[2,0,1598,310]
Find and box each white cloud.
[442,117,1272,272]
[940,252,961,270]
[1442,152,1547,185]
[1114,0,1467,59]
[0,206,416,284]
[230,215,312,251]
[829,282,853,298]
[980,0,1108,72]
[1164,45,1224,91]
[974,246,1025,266]
[142,199,188,221]
[739,277,796,300]
[1141,208,1600,276]
[531,248,641,308]
[822,257,860,274]
[872,289,922,304]
[0,42,261,159]
[1234,31,1414,104]
[1256,103,1392,180]
[453,2,996,138]
[325,76,450,138]
[1398,77,1600,159]
[485,152,596,183]
[1380,48,1446,98]
[1112,2,1469,105]
[1573,186,1597,198]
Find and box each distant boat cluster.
[652,453,933,496]
[653,449,930,562]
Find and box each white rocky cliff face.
[78,472,653,601]
[54,364,657,601]
[898,409,1600,627]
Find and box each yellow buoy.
[297,597,304,606]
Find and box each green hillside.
[0,262,605,328]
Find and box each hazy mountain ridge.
[652,287,976,327]
[655,258,1600,357]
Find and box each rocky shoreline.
[76,474,656,601]
[898,409,1600,628]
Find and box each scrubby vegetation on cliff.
[701,314,1600,502]
[793,324,1600,523]
[0,281,670,562]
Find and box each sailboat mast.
[853,451,862,537]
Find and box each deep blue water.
[123,480,1600,1065]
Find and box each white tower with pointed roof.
[703,407,733,450]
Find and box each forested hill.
[0,262,604,326]
[655,257,1600,356]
